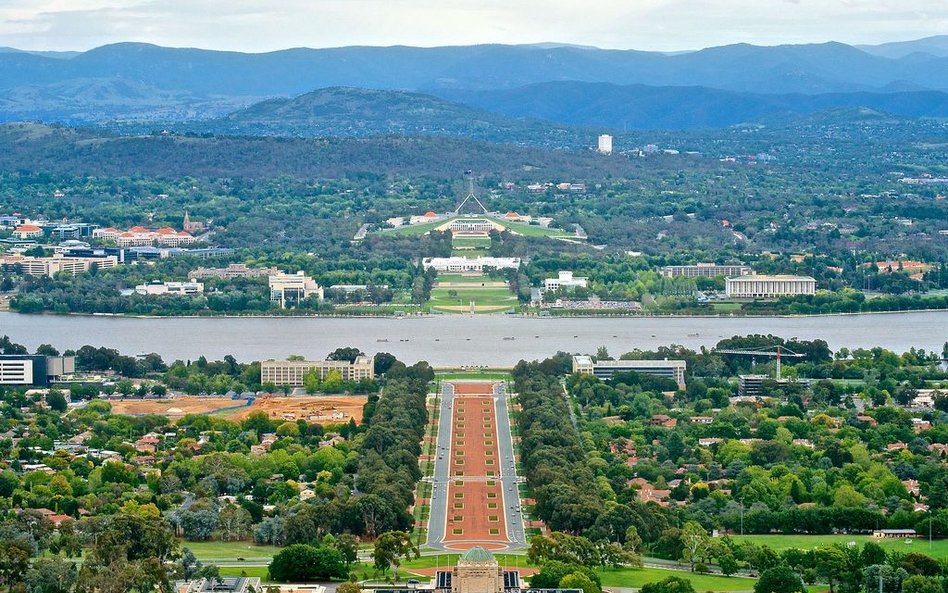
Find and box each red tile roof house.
[650,414,677,428]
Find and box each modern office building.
[0,355,75,387]
[572,355,687,389]
[260,356,374,386]
[0,254,119,277]
[422,256,521,272]
[661,263,753,278]
[597,134,613,155]
[268,271,324,308]
[543,271,588,292]
[738,374,810,397]
[134,281,205,296]
[725,275,816,298]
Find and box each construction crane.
[715,345,805,378]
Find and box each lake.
[1,311,945,366]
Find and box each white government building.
[422,256,521,272]
[572,355,687,389]
[725,274,817,298]
[260,356,374,386]
[543,270,588,291]
[134,281,204,296]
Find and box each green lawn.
[597,567,756,591]
[382,219,447,236]
[712,302,743,312]
[181,541,280,561]
[428,285,518,313]
[452,236,492,249]
[436,371,512,380]
[379,216,574,239]
[731,534,948,558]
[219,566,271,582]
[404,554,529,569]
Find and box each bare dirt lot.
[108,395,367,424]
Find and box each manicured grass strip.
[730,534,948,558]
[218,566,271,582]
[596,567,756,591]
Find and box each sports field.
[730,534,948,557]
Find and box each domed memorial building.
[432,547,580,593]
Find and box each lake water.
[1,311,946,366]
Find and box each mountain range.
[2,38,948,132]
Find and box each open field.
[109,395,367,423]
[597,567,757,591]
[428,275,518,313]
[183,540,281,561]
[730,534,948,557]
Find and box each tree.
[303,369,321,394]
[861,564,908,593]
[333,533,359,571]
[902,576,943,593]
[337,583,361,593]
[269,544,321,582]
[813,545,849,593]
[46,390,68,412]
[327,347,364,363]
[717,551,740,577]
[372,531,418,581]
[639,576,696,593]
[373,353,397,375]
[679,521,711,571]
[754,566,805,593]
[26,557,77,593]
[623,525,642,553]
[560,572,601,593]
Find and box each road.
[494,381,527,549]
[425,381,455,548]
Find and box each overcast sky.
[1,0,946,52]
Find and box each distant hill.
[434,82,948,129]
[0,122,642,180]
[858,35,948,59]
[201,87,561,142]
[3,39,948,129]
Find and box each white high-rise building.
[597,134,613,154]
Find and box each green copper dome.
[459,546,495,562]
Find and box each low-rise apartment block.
[0,253,119,277]
[260,356,374,386]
